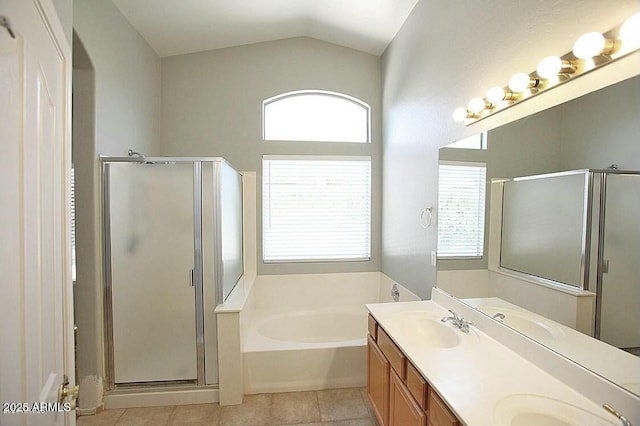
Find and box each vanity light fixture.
[536,56,577,79]
[486,86,519,104]
[452,107,473,122]
[619,13,640,52]
[508,73,541,93]
[453,13,640,125]
[467,97,489,114]
[572,32,618,59]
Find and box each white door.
[0,0,74,425]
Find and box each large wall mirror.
[435,73,640,397]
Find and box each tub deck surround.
[243,306,369,394]
[366,298,634,425]
[242,272,380,395]
[215,275,257,405]
[239,272,419,396]
[215,271,418,404]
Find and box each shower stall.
[101,156,243,390]
[496,168,640,351]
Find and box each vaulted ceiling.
[112,0,419,57]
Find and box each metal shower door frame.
[594,169,640,340]
[100,157,219,390]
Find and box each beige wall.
[74,0,161,157]
[560,75,640,171]
[161,37,382,275]
[73,0,162,382]
[381,0,639,299]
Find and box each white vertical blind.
[263,156,371,262]
[437,162,486,258]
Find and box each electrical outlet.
[431,251,437,266]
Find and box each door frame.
[0,0,74,422]
[36,0,76,417]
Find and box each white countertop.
[366,300,620,426]
[462,296,640,395]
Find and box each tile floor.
[77,387,378,426]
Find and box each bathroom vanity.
[366,289,638,426]
[367,313,459,425]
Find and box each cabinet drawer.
[378,327,406,379]
[368,314,378,341]
[406,361,428,411]
[428,389,459,426]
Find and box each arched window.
[263,90,370,143]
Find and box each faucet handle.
[460,319,473,333]
[448,309,460,320]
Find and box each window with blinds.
[263,156,371,262]
[437,161,486,258]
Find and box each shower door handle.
[190,269,195,287]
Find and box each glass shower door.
[108,162,197,383]
[599,173,640,350]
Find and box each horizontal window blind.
[263,156,371,262]
[437,162,486,258]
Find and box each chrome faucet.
[441,310,473,333]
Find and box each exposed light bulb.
[582,58,596,72]
[573,32,606,59]
[536,56,562,79]
[467,98,486,114]
[620,13,640,52]
[452,107,468,122]
[486,86,506,104]
[545,75,560,87]
[508,73,531,93]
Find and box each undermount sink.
[478,306,565,340]
[493,394,617,426]
[386,310,461,348]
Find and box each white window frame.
[262,155,372,263]
[262,90,371,143]
[437,161,487,259]
[446,132,487,150]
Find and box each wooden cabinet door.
[368,335,390,426]
[389,368,426,426]
[428,389,460,426]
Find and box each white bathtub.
[257,309,366,344]
[241,272,413,394]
